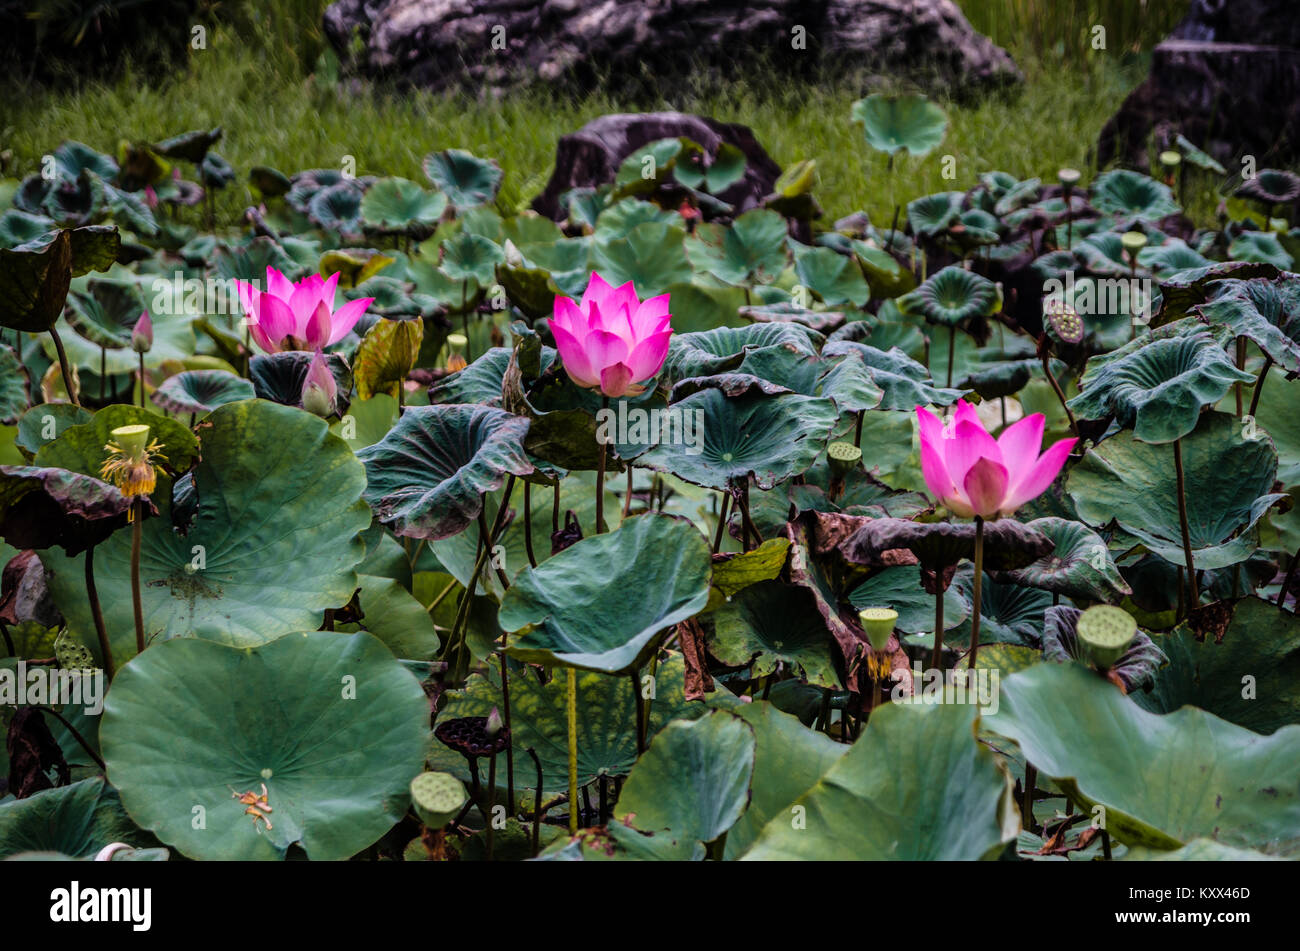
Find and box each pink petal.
[581,272,616,311]
[586,328,630,371]
[249,321,280,354]
[1002,437,1078,513]
[327,297,373,344]
[550,321,600,388]
[304,300,332,350]
[996,413,1046,483]
[963,457,1010,520]
[952,399,983,430]
[600,362,635,398]
[235,280,259,320]
[289,279,325,337]
[916,407,958,508]
[266,266,295,301]
[625,327,672,381]
[631,293,671,336]
[945,419,1003,489]
[257,295,297,349]
[552,295,586,335]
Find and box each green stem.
[631,669,646,756]
[566,666,579,835]
[1173,440,1199,613]
[84,545,115,682]
[595,395,610,534]
[1248,355,1273,420]
[49,327,79,407]
[1235,336,1246,417]
[929,577,945,672]
[527,747,543,857]
[712,491,730,554]
[130,502,145,655]
[523,480,538,568]
[967,516,985,669]
[946,325,956,389]
[139,350,146,408]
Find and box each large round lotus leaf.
[684,209,787,285]
[13,403,91,460]
[434,654,726,792]
[1197,274,1300,374]
[307,182,364,234]
[501,513,711,673]
[1239,168,1300,204]
[614,711,756,846]
[794,246,869,308]
[152,369,254,416]
[1154,260,1278,325]
[0,778,153,859]
[439,230,505,286]
[663,323,820,382]
[722,701,845,859]
[1230,231,1293,269]
[336,573,440,661]
[848,565,969,634]
[1040,604,1166,693]
[851,93,948,157]
[906,191,962,237]
[1090,170,1179,221]
[741,701,1015,860]
[430,347,550,407]
[1123,839,1286,861]
[1138,240,1211,278]
[361,177,447,231]
[63,279,143,349]
[895,265,999,327]
[710,581,842,687]
[0,209,55,247]
[422,149,502,209]
[1066,412,1284,571]
[0,465,132,555]
[949,570,1054,647]
[33,403,200,477]
[0,227,73,333]
[633,388,837,491]
[249,351,353,411]
[1240,366,1300,487]
[1067,321,1255,444]
[0,345,28,425]
[821,340,963,410]
[1073,232,1140,278]
[994,517,1131,603]
[986,661,1300,854]
[101,631,428,861]
[40,400,369,659]
[1136,597,1300,734]
[591,221,693,298]
[359,404,533,541]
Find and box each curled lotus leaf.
[993,516,1131,603]
[152,369,255,416]
[837,517,1053,572]
[0,465,134,555]
[1040,604,1165,692]
[895,265,999,327]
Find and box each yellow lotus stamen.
[100,424,168,519]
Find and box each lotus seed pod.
[858,607,898,653]
[1057,168,1081,187]
[1159,151,1181,169]
[410,771,467,829]
[446,333,468,350]
[826,441,862,481]
[110,424,152,460]
[1077,604,1138,669]
[1120,231,1148,254]
[1044,301,1085,345]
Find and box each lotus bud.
[409,771,467,829]
[301,350,337,418]
[503,238,524,268]
[485,706,504,737]
[1076,604,1137,670]
[131,310,153,353]
[858,607,898,653]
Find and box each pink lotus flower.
[915,400,1076,520]
[235,267,373,354]
[301,349,338,418]
[551,272,672,398]
[131,310,152,354]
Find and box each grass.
[5,0,1239,231]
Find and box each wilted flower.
[551,272,672,398]
[915,400,1076,520]
[236,266,373,355]
[100,424,167,518]
[131,310,153,354]
[300,350,337,418]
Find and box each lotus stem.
[1041,349,1078,436]
[594,395,609,534]
[631,669,646,756]
[98,346,105,402]
[138,350,146,408]
[35,705,105,772]
[1173,439,1199,613]
[48,327,79,407]
[426,574,459,615]
[84,545,115,682]
[461,280,473,363]
[566,666,579,835]
[967,516,985,669]
[623,466,634,518]
[1235,337,1246,416]
[523,481,537,568]
[552,481,560,536]
[854,410,864,448]
[527,746,543,857]
[1278,545,1300,612]
[737,481,762,550]
[486,748,497,861]
[0,620,12,657]
[929,578,945,672]
[499,650,515,819]
[1248,355,1273,419]
[712,491,730,554]
[946,326,956,388]
[1021,763,1037,832]
[598,774,608,825]
[130,501,145,655]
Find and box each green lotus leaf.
[994,517,1131,603]
[741,701,1015,860]
[1066,412,1284,571]
[838,517,1055,572]
[33,402,200,477]
[614,711,755,847]
[422,149,502,210]
[895,265,999,327]
[440,230,506,286]
[674,142,747,194]
[359,404,533,540]
[1196,274,1300,373]
[40,400,369,659]
[1067,320,1254,443]
[663,323,821,390]
[847,565,969,634]
[153,127,222,163]
[1137,239,1211,278]
[308,182,364,235]
[820,340,963,410]
[1040,604,1165,692]
[0,778,153,859]
[1229,231,1293,269]
[0,345,28,425]
[0,210,55,248]
[1173,134,1226,174]
[1090,170,1179,222]
[1154,260,1278,325]
[249,351,352,411]
[14,403,92,460]
[336,573,440,661]
[248,165,292,199]
[152,369,255,416]
[710,581,842,687]
[591,221,693,297]
[1074,231,1139,278]
[850,94,948,158]
[1238,168,1300,205]
[62,279,143,350]
[361,177,448,232]
[101,631,428,861]
[739,300,845,335]
[1125,839,1285,861]
[794,245,869,308]
[684,208,787,286]
[0,227,72,333]
[814,350,884,413]
[0,464,133,555]
[906,191,963,237]
[434,654,725,792]
[852,242,915,298]
[1242,366,1300,487]
[1136,597,1300,734]
[632,387,837,490]
[949,569,1054,647]
[354,316,423,401]
[501,513,711,673]
[429,346,552,407]
[986,661,1300,854]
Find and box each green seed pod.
[1077,604,1138,669]
[1159,150,1181,170]
[410,771,467,829]
[826,441,862,481]
[858,607,898,653]
[1120,230,1148,254]
[1057,168,1082,187]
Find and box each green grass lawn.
[5,0,1225,229]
